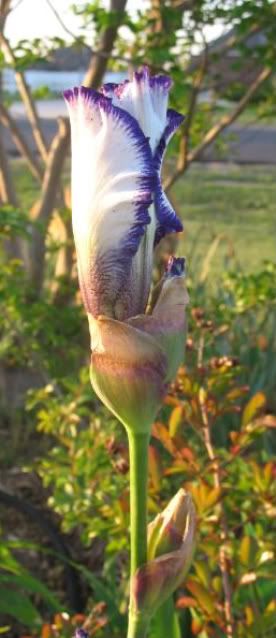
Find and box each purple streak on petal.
[101,66,173,102]
[96,96,156,264]
[153,108,185,244]
[166,256,186,278]
[154,182,183,244]
[133,66,173,91]
[63,85,111,111]
[154,108,185,170]
[64,86,156,319]
[100,82,118,94]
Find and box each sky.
[5,0,224,45]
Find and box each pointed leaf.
[242,392,266,426]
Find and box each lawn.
[170,163,276,280]
[11,159,276,280]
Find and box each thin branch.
[26,0,128,293]
[177,38,208,174]
[198,363,234,638]
[0,103,43,182]
[0,129,17,206]
[12,0,25,9]
[30,118,69,226]
[165,65,272,191]
[83,0,128,87]
[44,0,83,43]
[187,21,263,75]
[45,0,133,66]
[172,0,195,8]
[0,0,10,28]
[28,117,69,290]
[0,32,49,162]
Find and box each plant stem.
[127,430,150,638]
[199,392,234,638]
[127,611,150,638]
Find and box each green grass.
[170,163,276,280]
[10,159,276,280]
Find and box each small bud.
[148,489,193,559]
[131,490,196,618]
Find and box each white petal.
[102,67,172,154]
[64,86,155,320]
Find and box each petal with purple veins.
[102,67,172,155]
[64,86,156,320]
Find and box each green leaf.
[0,573,62,612]
[239,535,258,567]
[0,588,41,627]
[149,596,181,638]
[242,392,266,426]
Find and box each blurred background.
[0,1,275,637]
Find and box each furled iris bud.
[131,490,196,617]
[64,68,188,434]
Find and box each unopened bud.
[148,489,193,559]
[131,489,196,618]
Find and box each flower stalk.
[128,431,149,578]
[127,430,150,638]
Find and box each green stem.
[127,430,149,577]
[127,611,150,638]
[127,429,150,638]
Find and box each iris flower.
[64,67,189,435]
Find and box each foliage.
[1,160,276,635]
[6,260,272,637]
[0,537,63,630]
[0,0,276,635]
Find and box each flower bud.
[130,489,196,617]
[148,488,193,559]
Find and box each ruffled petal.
[154,109,184,244]
[128,257,189,382]
[102,66,172,155]
[64,86,156,320]
[102,71,184,255]
[89,314,168,434]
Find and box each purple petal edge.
[154,182,183,245]
[153,108,184,245]
[154,108,185,170]
[64,85,157,317]
[101,66,173,99]
[165,256,186,278]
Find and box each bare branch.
[0,33,49,162]
[27,118,69,289]
[0,0,11,28]
[12,0,25,10]
[45,0,133,67]
[171,0,196,9]
[30,119,69,224]
[176,38,208,174]
[25,0,128,292]
[0,130,17,206]
[0,103,43,182]
[0,5,17,205]
[187,22,262,75]
[83,0,128,87]
[44,0,82,43]
[165,66,272,191]
[198,348,234,638]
